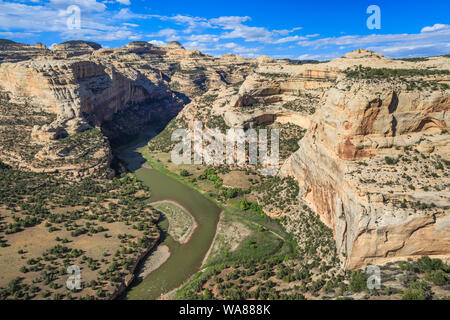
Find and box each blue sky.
[0,0,449,60]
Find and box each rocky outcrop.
[0,39,254,176]
[281,51,450,268]
[0,39,49,63]
[51,40,101,58]
[220,62,337,130]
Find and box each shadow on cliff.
[104,91,190,174]
[110,119,170,173]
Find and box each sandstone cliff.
[0,40,253,176]
[0,41,448,270]
[281,50,450,268]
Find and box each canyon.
[0,39,449,272]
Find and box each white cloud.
[155,14,212,33]
[0,2,65,32]
[298,28,450,49]
[209,16,251,28]
[274,35,306,44]
[122,22,139,27]
[184,34,220,43]
[421,23,450,33]
[149,40,165,45]
[296,25,450,58]
[221,25,274,43]
[211,18,302,44]
[297,53,339,61]
[0,31,36,38]
[0,1,145,42]
[49,0,106,12]
[117,0,131,5]
[114,8,148,20]
[1,1,447,61]
[146,14,304,45]
[273,27,302,36]
[147,28,181,41]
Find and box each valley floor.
[138,146,450,300]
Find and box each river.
[116,126,221,300]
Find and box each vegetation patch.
[152,201,196,244]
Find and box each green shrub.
[180,169,190,177]
[424,270,448,286]
[385,156,398,165]
[349,270,368,292]
[403,281,431,300]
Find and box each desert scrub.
[252,176,299,211]
[345,66,450,79]
[0,164,160,300]
[207,114,229,132]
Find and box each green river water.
[118,134,221,300]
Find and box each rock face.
[0,41,449,269]
[281,51,450,269]
[0,40,255,176]
[50,40,102,58]
[0,39,49,63]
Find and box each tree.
[403,281,431,300]
[239,199,250,211]
[424,270,447,286]
[225,188,238,199]
[349,270,368,292]
[203,289,213,300]
[180,169,190,177]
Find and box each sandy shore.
[201,211,224,267]
[142,162,152,169]
[137,245,171,279]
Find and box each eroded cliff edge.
[281,52,450,269]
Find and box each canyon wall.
[0,40,449,269]
[281,70,450,269]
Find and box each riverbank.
[111,235,160,300]
[201,211,224,267]
[117,142,221,300]
[140,147,225,208]
[137,245,171,279]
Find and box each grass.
[141,148,216,201]
[204,207,294,267]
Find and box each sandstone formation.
[0,40,448,270]
[280,50,450,268]
[0,39,49,63]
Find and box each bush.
[239,199,250,211]
[403,288,426,300]
[403,281,431,300]
[417,256,444,272]
[385,156,398,165]
[424,270,448,286]
[180,169,190,177]
[224,188,238,199]
[349,270,368,292]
